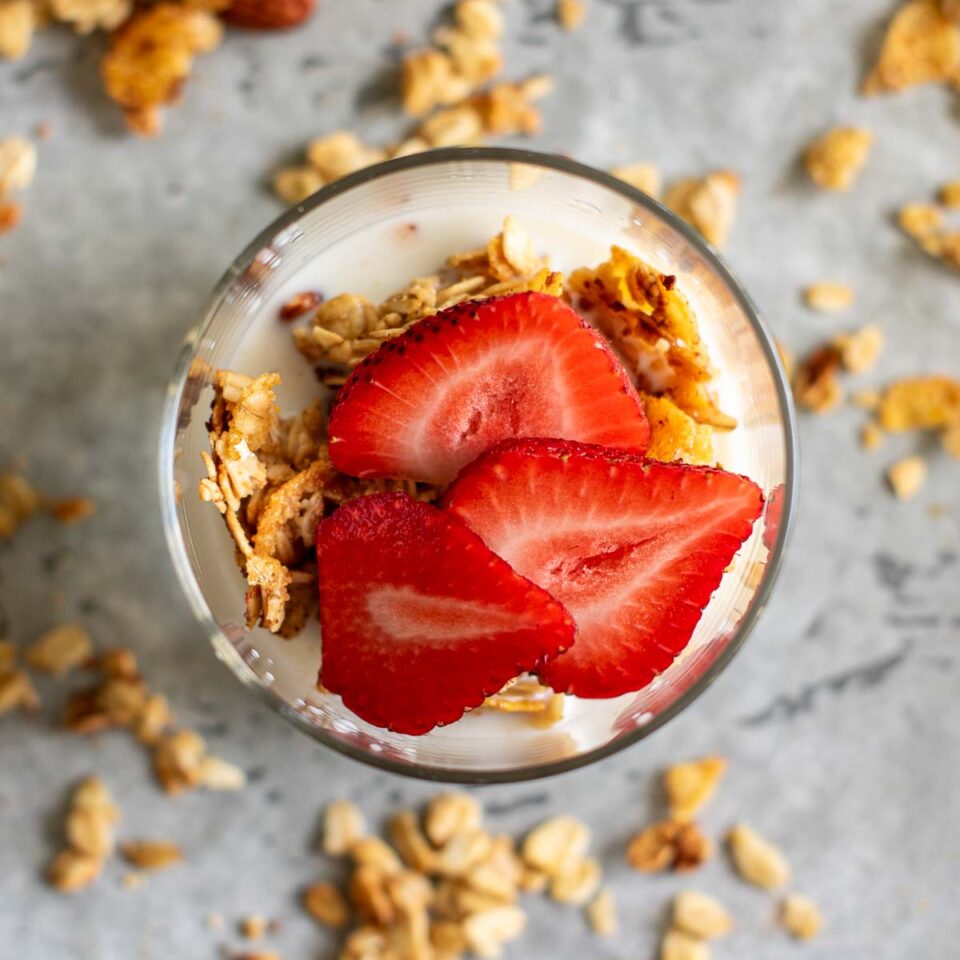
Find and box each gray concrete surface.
[1,0,959,956]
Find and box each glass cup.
[159,147,797,784]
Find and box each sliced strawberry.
[328,292,650,485]
[443,438,764,698]
[316,492,575,735]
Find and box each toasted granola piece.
[673,891,733,939]
[434,21,502,85]
[351,836,403,875]
[470,76,552,137]
[664,171,740,248]
[101,3,223,136]
[586,887,617,936]
[864,0,960,94]
[727,824,790,889]
[323,799,366,856]
[418,103,485,147]
[793,344,843,413]
[899,202,943,238]
[833,324,885,374]
[887,455,927,499]
[121,840,183,870]
[462,905,526,958]
[390,811,439,874]
[26,623,93,675]
[0,668,39,715]
[660,928,709,960]
[402,49,472,117]
[556,0,586,31]
[425,792,482,848]
[196,754,247,790]
[879,375,960,430]
[50,0,131,34]
[861,421,885,451]
[664,756,727,823]
[48,849,103,892]
[779,893,823,940]
[307,131,385,182]
[642,394,715,465]
[804,127,873,190]
[570,246,733,429]
[803,281,854,312]
[0,200,21,233]
[549,856,601,905]
[274,166,324,204]
[627,820,712,873]
[49,495,96,524]
[304,882,350,927]
[611,162,662,198]
[456,0,503,40]
[279,291,322,322]
[941,179,960,207]
[0,136,37,194]
[0,0,37,60]
[522,816,590,878]
[0,469,40,537]
[943,422,960,456]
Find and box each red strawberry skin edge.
[316,492,575,735]
[444,438,765,699]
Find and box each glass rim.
[158,146,799,785]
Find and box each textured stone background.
[1,0,959,956]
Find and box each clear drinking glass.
[159,147,797,784]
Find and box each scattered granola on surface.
[555,0,586,32]
[610,162,662,198]
[120,839,184,871]
[726,824,791,889]
[663,170,740,248]
[48,777,120,892]
[672,890,734,939]
[864,0,960,95]
[803,127,873,191]
[887,454,927,499]
[779,893,824,940]
[664,755,727,823]
[898,181,960,272]
[803,281,854,312]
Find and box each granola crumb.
[664,756,727,823]
[26,623,93,675]
[860,421,885,451]
[240,914,268,939]
[864,0,960,94]
[833,324,885,374]
[0,200,22,233]
[304,881,350,927]
[942,422,960,457]
[673,891,733,939]
[940,179,960,208]
[779,893,823,940]
[804,127,873,191]
[273,166,324,205]
[49,778,119,892]
[879,376,960,431]
[50,0,131,35]
[0,0,36,60]
[803,281,854,312]
[556,0,586,31]
[898,202,943,239]
[664,171,740,248]
[324,799,366,855]
[627,820,712,873]
[279,291,322,322]
[727,824,790,889]
[887,455,927,499]
[521,815,590,878]
[0,668,40,715]
[549,856,601,905]
[49,496,96,524]
[585,887,617,936]
[793,345,843,413]
[121,840,183,871]
[0,136,37,194]
[0,469,40,538]
[610,162,662,198]
[660,928,709,960]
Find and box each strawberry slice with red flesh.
[443,438,764,698]
[327,292,650,485]
[316,492,575,735]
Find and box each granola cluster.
[898,178,960,272]
[0,134,37,235]
[0,466,94,538]
[201,220,730,642]
[294,756,820,960]
[273,75,553,204]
